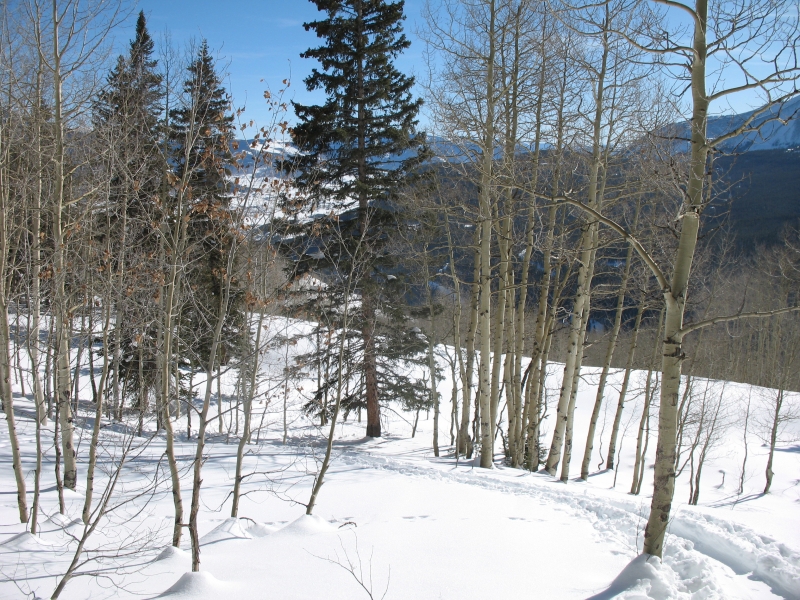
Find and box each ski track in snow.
[337,450,800,599]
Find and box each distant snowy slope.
[669,95,800,152]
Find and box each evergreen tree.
[284,0,428,437]
[93,11,164,411]
[170,40,245,369]
[94,10,163,216]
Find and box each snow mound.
[589,554,690,600]
[155,546,189,562]
[0,532,56,550]
[246,521,277,538]
[45,513,79,528]
[200,518,252,544]
[157,571,234,598]
[274,514,337,537]
[670,512,800,598]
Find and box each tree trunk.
[0,297,27,522]
[460,244,481,457]
[0,119,28,521]
[82,301,112,523]
[581,210,637,479]
[560,301,590,482]
[606,287,646,469]
[477,0,497,469]
[545,227,593,475]
[764,388,783,494]
[189,291,227,571]
[232,310,264,517]
[642,0,710,558]
[631,310,664,494]
[51,0,78,490]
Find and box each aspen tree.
[306,220,370,515]
[545,13,612,476]
[509,8,550,467]
[542,0,800,557]
[630,308,664,494]
[606,281,647,470]
[0,50,28,522]
[26,0,124,492]
[581,200,640,479]
[632,0,800,556]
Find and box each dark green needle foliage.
[279,0,430,437]
[171,41,247,369]
[93,11,164,408]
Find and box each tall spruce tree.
[170,40,245,369]
[93,11,164,413]
[286,0,427,437]
[95,11,163,215]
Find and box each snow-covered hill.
[668,95,800,152]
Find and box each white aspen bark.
[560,299,590,482]
[428,293,440,457]
[31,365,43,532]
[443,209,469,457]
[477,210,493,468]
[511,63,546,466]
[50,0,77,491]
[524,44,570,467]
[544,227,593,475]
[690,384,722,504]
[643,0,709,558]
[158,112,195,544]
[532,321,555,469]
[545,22,609,475]
[28,188,46,529]
[477,0,497,470]
[306,308,350,515]
[160,215,185,548]
[674,372,696,474]
[529,242,572,471]
[764,387,784,494]
[53,390,65,514]
[738,390,751,495]
[489,211,509,444]
[110,201,128,424]
[524,201,557,466]
[30,60,47,434]
[306,227,365,514]
[606,285,646,469]
[460,245,480,457]
[635,380,654,496]
[497,11,522,462]
[190,287,229,571]
[0,90,28,522]
[581,213,637,479]
[631,369,655,494]
[232,309,264,517]
[82,300,112,523]
[0,270,28,524]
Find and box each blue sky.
[119,0,778,134]
[128,0,428,130]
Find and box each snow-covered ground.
[0,317,798,599]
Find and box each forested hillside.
[716,150,800,247]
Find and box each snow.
[0,317,798,599]
[669,95,800,152]
[157,571,238,598]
